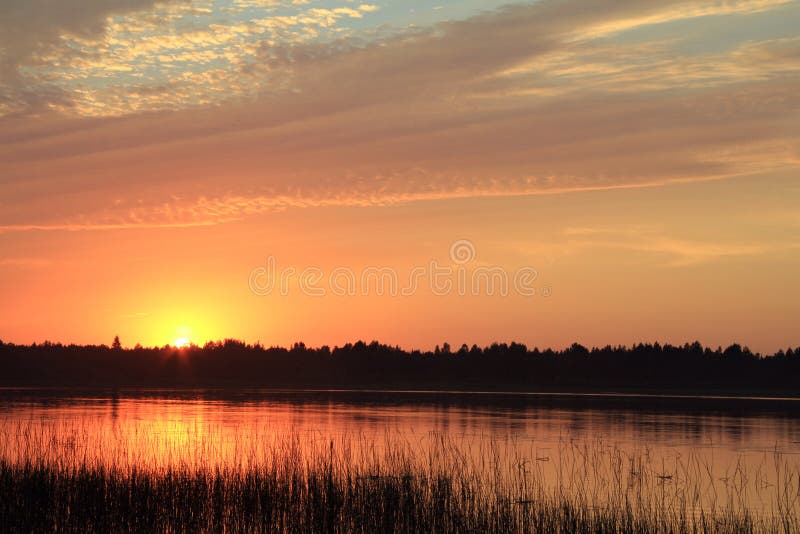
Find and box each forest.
[1,338,798,393]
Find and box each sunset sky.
[1,0,799,352]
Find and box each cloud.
[0,0,798,231]
[559,226,800,266]
[1,0,384,117]
[0,257,52,268]
[0,0,189,114]
[119,312,150,319]
[0,221,220,234]
[491,36,800,97]
[570,0,796,40]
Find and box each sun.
[172,325,194,348]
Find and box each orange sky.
[0,0,798,352]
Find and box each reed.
[0,426,797,533]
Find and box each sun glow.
[174,337,191,348]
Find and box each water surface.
[1,389,798,518]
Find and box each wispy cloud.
[120,311,150,319]
[0,221,222,235]
[0,257,52,267]
[560,226,800,266]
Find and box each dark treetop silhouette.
[1,338,798,393]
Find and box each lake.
[1,388,799,522]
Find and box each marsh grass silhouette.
[1,429,798,533]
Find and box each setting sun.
[173,337,190,349]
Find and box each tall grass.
[0,426,798,532]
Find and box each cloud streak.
[560,226,799,266]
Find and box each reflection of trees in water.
[3,390,800,451]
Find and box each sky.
[0,0,798,352]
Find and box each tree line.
[0,338,798,392]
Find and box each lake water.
[1,389,799,519]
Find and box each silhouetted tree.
[0,339,797,391]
